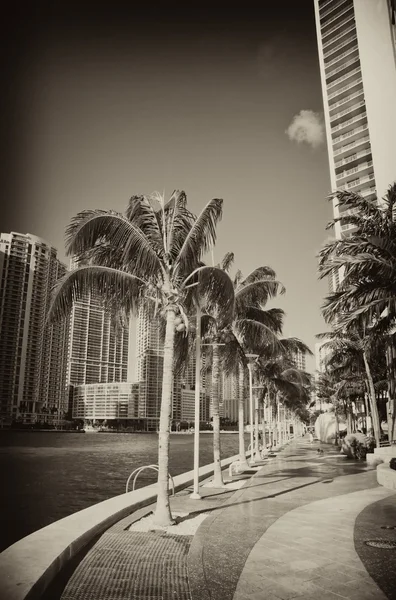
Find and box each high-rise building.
[67,259,129,398]
[291,349,307,372]
[314,0,396,289]
[134,304,164,429]
[221,372,239,422]
[0,232,69,424]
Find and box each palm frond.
[48,265,146,323]
[221,252,235,273]
[183,265,235,328]
[235,278,285,309]
[174,198,223,275]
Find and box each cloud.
[285,110,325,149]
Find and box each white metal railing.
[327,66,361,90]
[333,123,368,145]
[325,44,358,69]
[125,464,175,496]
[328,77,362,100]
[333,135,370,156]
[334,147,371,168]
[330,100,365,123]
[323,33,357,59]
[331,112,366,133]
[338,173,375,190]
[329,88,364,111]
[336,160,373,179]
[321,3,353,31]
[323,23,356,50]
[322,13,355,40]
[320,0,350,20]
[326,56,359,80]
[338,207,359,217]
[361,186,376,197]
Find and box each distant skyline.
[0,2,334,372]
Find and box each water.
[0,431,244,552]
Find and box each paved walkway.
[56,438,396,600]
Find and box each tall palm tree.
[318,183,396,440]
[219,266,285,470]
[201,259,285,481]
[49,191,234,526]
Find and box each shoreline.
[0,429,240,434]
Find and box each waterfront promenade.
[50,438,396,600]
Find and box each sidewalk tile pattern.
[233,474,393,600]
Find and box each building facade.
[0,232,69,424]
[291,349,307,372]
[72,382,139,420]
[314,0,396,289]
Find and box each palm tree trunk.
[386,341,396,443]
[261,397,267,448]
[238,364,249,469]
[362,350,381,448]
[153,306,176,526]
[211,344,223,487]
[334,411,339,445]
[272,397,277,446]
[254,389,260,461]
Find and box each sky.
[0,1,334,373]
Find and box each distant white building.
[72,382,138,420]
[314,340,333,411]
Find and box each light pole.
[246,354,259,464]
[190,303,202,500]
[252,384,265,461]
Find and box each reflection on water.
[0,431,244,552]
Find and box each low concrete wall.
[0,453,243,600]
[367,445,396,466]
[377,462,396,490]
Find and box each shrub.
[342,433,374,460]
[390,458,396,471]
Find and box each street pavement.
[53,437,396,600]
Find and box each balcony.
[338,172,375,193]
[322,13,355,41]
[328,77,362,101]
[320,0,352,20]
[323,23,356,51]
[333,123,368,147]
[331,111,367,135]
[325,54,359,81]
[321,3,353,31]
[334,148,372,169]
[327,66,361,93]
[330,99,365,125]
[323,33,357,60]
[333,135,370,157]
[336,160,373,181]
[329,89,365,114]
[361,186,377,198]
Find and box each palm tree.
[317,329,384,447]
[48,191,235,526]
[219,266,285,469]
[255,339,312,448]
[200,259,285,481]
[318,183,396,441]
